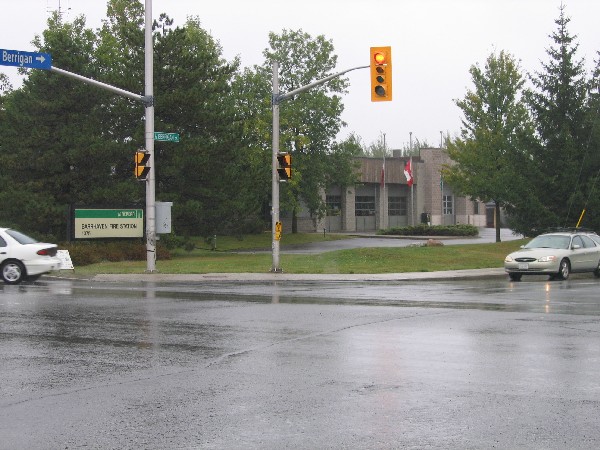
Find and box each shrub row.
[378,224,479,237]
[60,241,171,266]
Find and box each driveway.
[279,227,522,254]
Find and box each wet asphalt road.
[2,276,600,449]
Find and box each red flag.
[404,160,413,187]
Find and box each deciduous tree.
[442,50,536,241]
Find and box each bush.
[378,224,479,237]
[60,240,171,266]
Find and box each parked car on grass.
[504,229,600,281]
[0,228,61,284]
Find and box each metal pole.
[50,66,146,103]
[270,63,369,272]
[410,155,414,226]
[271,61,281,272]
[409,132,413,225]
[382,133,386,230]
[144,0,156,272]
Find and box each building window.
[443,195,454,215]
[389,196,407,216]
[355,196,375,216]
[326,195,342,216]
[473,200,479,214]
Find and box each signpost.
[0,48,52,70]
[154,132,180,142]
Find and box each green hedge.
[60,241,171,266]
[378,224,479,237]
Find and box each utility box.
[155,202,173,234]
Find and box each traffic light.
[370,46,392,102]
[135,150,150,180]
[277,152,292,181]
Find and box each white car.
[0,228,62,284]
[504,230,600,281]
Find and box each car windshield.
[524,235,571,250]
[6,229,39,245]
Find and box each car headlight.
[538,255,557,262]
[504,256,513,262]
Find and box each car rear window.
[6,229,39,245]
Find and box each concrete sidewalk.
[58,227,519,284]
[89,268,507,283]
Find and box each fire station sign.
[74,209,144,239]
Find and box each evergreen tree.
[0,1,259,239]
[579,55,600,230]
[0,12,136,238]
[152,17,258,236]
[526,4,592,229]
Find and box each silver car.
[504,230,600,281]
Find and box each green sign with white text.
[154,131,180,142]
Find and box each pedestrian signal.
[277,153,292,181]
[135,150,150,180]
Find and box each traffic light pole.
[271,62,368,272]
[48,0,157,273]
[271,62,282,272]
[143,0,156,272]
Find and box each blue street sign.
[0,48,52,70]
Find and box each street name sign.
[74,209,144,239]
[0,48,52,70]
[154,131,180,142]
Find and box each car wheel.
[509,273,522,281]
[557,258,570,280]
[594,260,600,278]
[1,260,26,285]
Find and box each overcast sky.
[2,0,600,150]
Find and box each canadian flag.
[404,159,413,187]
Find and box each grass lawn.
[69,233,527,276]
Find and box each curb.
[86,268,507,283]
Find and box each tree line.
[0,0,360,240]
[443,5,600,239]
[0,1,598,241]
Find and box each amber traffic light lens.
[374,52,386,65]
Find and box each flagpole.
[410,155,414,226]
[409,132,413,226]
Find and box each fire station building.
[286,147,489,233]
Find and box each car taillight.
[37,248,57,257]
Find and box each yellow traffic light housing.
[277,153,292,181]
[135,150,150,180]
[370,46,392,102]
